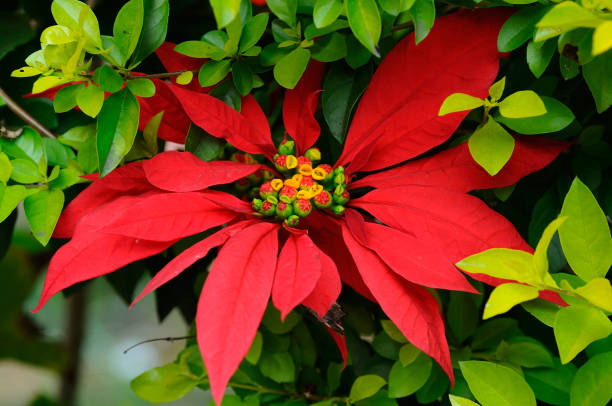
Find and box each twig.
[60,287,88,406]
[125,70,199,80]
[0,87,57,139]
[391,21,414,32]
[123,335,195,354]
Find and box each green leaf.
[593,21,612,56]
[399,343,421,366]
[1,127,47,167]
[344,35,370,67]
[570,351,612,406]
[447,292,479,345]
[175,40,226,59]
[305,19,350,40]
[497,6,549,52]
[114,0,144,64]
[240,13,269,53]
[93,65,124,93]
[522,299,560,327]
[483,283,540,319]
[142,111,162,156]
[127,78,156,98]
[498,90,547,118]
[232,60,253,96]
[130,363,198,403]
[554,305,612,364]
[58,124,96,149]
[489,77,505,102]
[96,89,140,176]
[495,96,575,135]
[449,395,480,406]
[439,93,484,116]
[524,359,575,406]
[0,12,35,61]
[559,177,612,281]
[526,39,556,79]
[245,331,263,364]
[0,186,37,222]
[0,153,12,184]
[460,361,536,406]
[267,0,297,27]
[388,354,432,398]
[583,51,612,113]
[468,117,515,176]
[129,0,169,68]
[346,0,382,57]
[536,2,601,34]
[210,0,241,28]
[349,374,387,402]
[533,217,567,282]
[262,305,301,334]
[575,278,612,313]
[495,340,554,368]
[10,159,44,184]
[176,71,193,85]
[198,60,232,87]
[76,84,105,117]
[49,168,83,190]
[185,125,225,162]
[51,0,102,49]
[381,320,408,343]
[457,248,535,283]
[314,0,343,28]
[24,189,64,246]
[258,351,295,383]
[43,138,72,167]
[409,0,435,44]
[273,47,311,89]
[311,32,347,62]
[372,331,401,359]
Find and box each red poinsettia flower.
[33,9,567,405]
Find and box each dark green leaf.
[267,0,298,27]
[232,60,253,96]
[583,51,612,113]
[96,89,140,176]
[311,32,347,62]
[345,35,371,68]
[53,83,83,113]
[129,0,169,68]
[42,138,70,167]
[524,359,575,406]
[471,318,519,350]
[527,39,556,78]
[185,125,225,161]
[199,60,232,87]
[114,0,144,64]
[497,6,550,52]
[0,12,35,60]
[409,0,435,44]
[258,352,295,383]
[240,13,269,53]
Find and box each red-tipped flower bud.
[297,155,312,167]
[333,188,350,205]
[276,201,294,219]
[313,190,333,209]
[260,201,276,216]
[299,175,315,189]
[274,154,298,171]
[279,185,298,203]
[293,198,312,217]
[285,215,300,227]
[304,148,321,162]
[259,181,277,199]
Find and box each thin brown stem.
[125,70,199,80]
[60,287,88,406]
[0,87,57,139]
[391,21,414,32]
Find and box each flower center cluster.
[249,141,349,227]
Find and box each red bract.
[34,10,568,406]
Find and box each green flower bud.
[333,188,350,205]
[293,198,313,217]
[304,147,321,162]
[278,139,296,155]
[285,215,300,227]
[332,205,345,216]
[275,201,294,219]
[313,190,333,209]
[260,201,276,216]
[251,198,263,211]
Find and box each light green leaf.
[32,76,69,95]
[210,0,241,28]
[409,0,435,44]
[43,138,72,167]
[76,83,105,117]
[245,331,263,364]
[536,2,601,33]
[175,71,193,85]
[127,78,156,98]
[58,124,96,149]
[175,40,226,59]
[24,189,64,246]
[10,159,44,184]
[97,88,140,176]
[346,0,382,57]
[495,340,554,368]
[498,90,547,118]
[0,153,11,184]
[113,0,144,64]
[439,93,484,116]
[0,185,37,222]
[559,177,612,281]
[130,363,198,403]
[554,304,612,364]
[484,283,539,319]
[258,351,295,383]
[575,278,612,313]
[0,127,47,168]
[593,21,612,56]
[129,0,169,68]
[198,60,231,87]
[460,361,536,406]
[399,343,421,366]
[533,217,566,283]
[524,360,576,406]
[51,0,102,49]
[93,65,124,93]
[495,96,574,135]
[388,354,432,398]
[497,5,550,52]
[583,51,612,113]
[349,374,387,402]
[489,77,505,102]
[314,0,343,28]
[267,0,297,27]
[457,248,535,283]
[570,351,612,406]
[273,47,311,89]
[449,395,480,406]
[11,66,44,77]
[468,117,515,176]
[240,13,269,53]
[381,320,408,343]
[49,168,84,190]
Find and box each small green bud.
[334,172,345,185]
[285,215,300,227]
[251,198,263,211]
[275,201,294,219]
[333,189,350,205]
[332,205,345,216]
[304,147,321,162]
[278,139,296,155]
[293,198,313,217]
[260,201,276,216]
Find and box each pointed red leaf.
[342,224,453,382]
[302,248,342,319]
[196,222,279,405]
[350,185,531,264]
[326,326,348,368]
[33,196,175,312]
[272,233,322,320]
[351,136,568,191]
[242,94,273,143]
[143,151,263,192]
[359,221,477,293]
[131,220,257,307]
[168,84,276,157]
[53,162,156,238]
[282,60,326,153]
[100,192,241,241]
[337,9,509,173]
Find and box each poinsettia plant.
[1,0,611,405]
